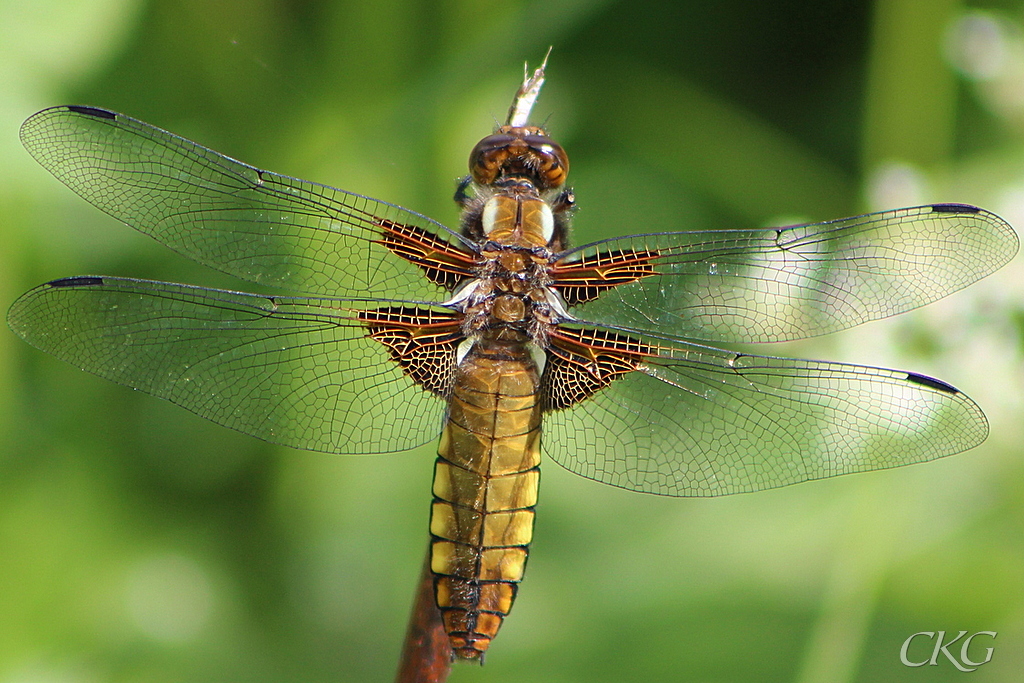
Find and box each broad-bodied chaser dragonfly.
[9,61,1018,661]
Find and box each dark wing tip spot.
[49,276,105,288]
[906,371,959,394]
[65,105,117,120]
[930,203,981,214]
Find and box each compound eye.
[469,133,516,184]
[524,135,569,189]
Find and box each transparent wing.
[543,324,987,497]
[557,204,1018,343]
[20,106,472,299]
[7,276,447,454]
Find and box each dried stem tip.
[506,48,551,128]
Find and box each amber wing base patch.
[542,326,653,410]
[358,307,464,396]
[551,248,657,304]
[377,219,478,290]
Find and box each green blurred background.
[1,0,1023,681]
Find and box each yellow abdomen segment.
[430,340,541,660]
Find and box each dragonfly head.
[468,125,569,190]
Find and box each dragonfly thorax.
[450,274,563,349]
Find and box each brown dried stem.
[394,545,453,683]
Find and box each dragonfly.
[8,60,1018,662]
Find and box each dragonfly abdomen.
[430,338,542,660]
